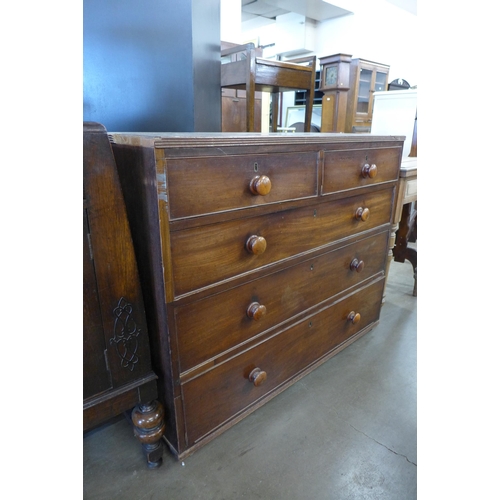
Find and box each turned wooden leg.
[382,221,399,304]
[394,203,417,296]
[131,400,165,468]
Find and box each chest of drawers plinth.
[111,132,404,459]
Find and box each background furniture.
[393,165,417,296]
[370,89,417,296]
[83,122,165,468]
[221,41,263,132]
[345,58,390,132]
[221,43,316,132]
[318,53,353,133]
[388,78,411,91]
[111,131,404,459]
[319,55,389,133]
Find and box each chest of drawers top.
[110,132,403,219]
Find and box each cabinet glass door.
[374,71,387,92]
[357,68,372,113]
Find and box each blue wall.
[83,0,221,132]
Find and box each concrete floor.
[83,253,417,500]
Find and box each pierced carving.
[110,297,141,370]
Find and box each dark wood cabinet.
[111,132,404,460]
[83,122,165,468]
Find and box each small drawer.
[170,187,393,296]
[322,146,401,195]
[181,278,385,446]
[174,231,388,373]
[166,152,318,219]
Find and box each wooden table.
[387,157,417,296]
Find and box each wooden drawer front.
[181,278,384,445]
[166,152,318,219]
[322,147,400,195]
[170,188,393,296]
[175,231,388,373]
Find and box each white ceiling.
[384,0,417,15]
[242,0,352,22]
[241,0,417,23]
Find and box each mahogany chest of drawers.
[110,132,404,459]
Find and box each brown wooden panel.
[166,152,318,219]
[174,231,388,373]
[170,188,393,296]
[181,278,385,445]
[323,146,401,195]
[83,123,154,388]
[221,96,262,133]
[254,64,313,92]
[221,88,236,98]
[83,207,111,399]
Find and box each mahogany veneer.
[110,132,404,459]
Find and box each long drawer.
[166,152,319,219]
[174,231,388,374]
[170,187,393,296]
[181,277,385,446]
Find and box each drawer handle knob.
[246,235,267,255]
[247,302,267,321]
[249,367,267,386]
[362,163,378,178]
[355,207,370,221]
[347,311,361,324]
[350,258,365,273]
[250,175,272,196]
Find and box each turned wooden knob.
[362,163,378,178]
[350,258,365,273]
[249,367,267,386]
[246,235,267,255]
[247,302,267,321]
[355,207,370,221]
[249,175,272,196]
[347,311,361,324]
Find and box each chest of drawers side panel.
[112,143,181,451]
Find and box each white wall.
[236,0,417,85]
[315,1,417,85]
[221,0,242,43]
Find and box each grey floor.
[83,252,417,500]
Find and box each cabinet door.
[368,70,389,119]
[356,67,373,115]
[374,70,388,93]
[221,93,262,132]
[355,65,388,130]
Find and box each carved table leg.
[394,202,417,296]
[382,220,399,304]
[131,400,165,468]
